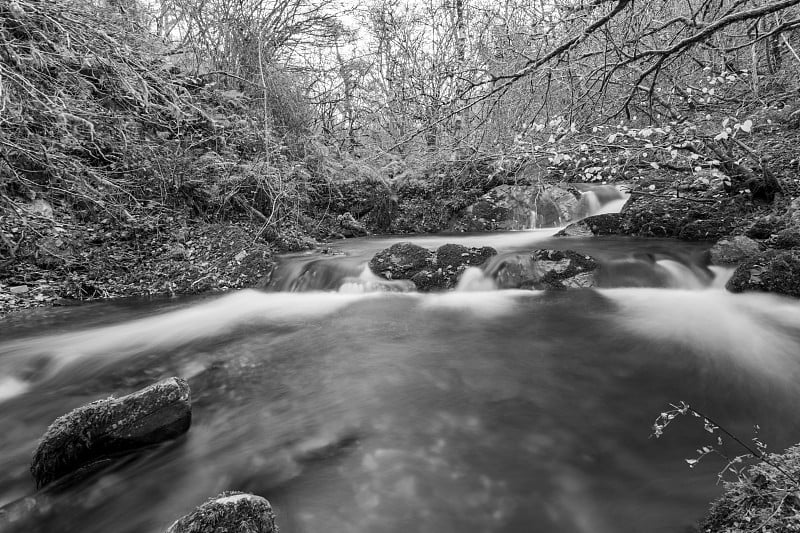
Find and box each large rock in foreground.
[726,250,800,297]
[31,377,191,488]
[166,492,276,533]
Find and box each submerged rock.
[726,250,800,297]
[166,492,276,533]
[490,254,538,289]
[31,377,191,488]
[709,235,761,265]
[532,249,598,289]
[488,249,598,290]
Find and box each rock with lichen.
[166,492,276,533]
[31,377,191,488]
[368,242,433,280]
[709,235,761,265]
[369,243,496,291]
[726,250,800,297]
[435,244,496,271]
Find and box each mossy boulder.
[726,250,800,297]
[369,243,496,290]
[410,269,450,292]
[435,244,496,271]
[709,236,762,265]
[166,492,276,533]
[368,242,433,280]
[31,377,191,488]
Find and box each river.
[1,224,800,533]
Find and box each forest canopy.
[1,0,799,242]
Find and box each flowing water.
[2,196,800,533]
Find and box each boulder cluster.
[368,242,598,291]
[369,242,497,291]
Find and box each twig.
[688,407,800,489]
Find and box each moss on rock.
[31,377,191,488]
[368,242,433,280]
[709,236,762,265]
[726,250,800,297]
[435,244,496,271]
[699,446,800,532]
[369,243,496,290]
[773,228,800,249]
[166,491,276,533]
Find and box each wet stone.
[166,492,276,533]
[726,250,800,298]
[369,243,496,290]
[709,235,761,265]
[31,377,191,488]
[488,249,598,290]
[368,242,433,280]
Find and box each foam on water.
[592,196,629,216]
[456,267,498,291]
[0,376,30,401]
[708,265,736,289]
[603,288,800,381]
[656,259,709,289]
[418,289,531,317]
[338,265,415,293]
[578,191,602,218]
[0,290,385,388]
